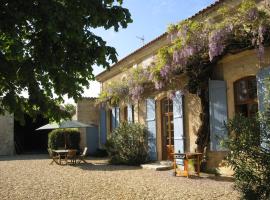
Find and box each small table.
[172,152,202,178]
[53,150,77,165]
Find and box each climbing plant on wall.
[98,0,270,152]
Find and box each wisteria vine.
[98,0,270,106]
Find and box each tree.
[0,0,132,121]
[63,103,76,117]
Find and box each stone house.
[95,0,270,172]
[0,113,14,155]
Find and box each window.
[130,105,134,123]
[234,76,258,117]
[109,109,113,133]
[123,106,128,121]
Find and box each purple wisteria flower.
[154,81,164,90]
[173,46,196,67]
[160,64,171,79]
[247,8,259,21]
[208,29,229,61]
[130,85,144,101]
[167,91,176,99]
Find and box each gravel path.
[0,155,239,200]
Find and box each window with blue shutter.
[146,98,157,160]
[173,91,184,154]
[209,80,228,151]
[115,107,120,127]
[127,104,134,122]
[111,107,120,130]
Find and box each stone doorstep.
[141,161,173,171]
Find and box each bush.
[224,114,270,200]
[48,129,80,150]
[105,122,149,165]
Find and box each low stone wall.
[0,113,14,155]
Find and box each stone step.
[141,161,173,171]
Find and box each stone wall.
[76,98,99,149]
[0,113,14,155]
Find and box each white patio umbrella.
[36,120,94,130]
[36,120,95,149]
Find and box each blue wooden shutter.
[127,104,134,122]
[99,107,107,146]
[111,107,116,130]
[257,67,270,148]
[146,98,157,160]
[209,80,228,151]
[173,91,184,153]
[115,107,120,128]
[257,67,270,113]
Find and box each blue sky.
[74,0,217,101]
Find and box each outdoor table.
[172,152,202,178]
[53,150,77,165]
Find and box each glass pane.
[247,78,257,99]
[236,80,248,102]
[248,103,258,117]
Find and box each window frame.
[234,76,258,117]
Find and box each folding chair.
[65,149,77,164]
[48,149,61,165]
[77,147,88,164]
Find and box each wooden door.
[162,98,174,160]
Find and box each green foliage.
[0,0,132,122]
[224,114,270,200]
[105,122,149,165]
[63,104,76,116]
[223,76,270,199]
[48,129,80,150]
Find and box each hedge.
[48,129,80,150]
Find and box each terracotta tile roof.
[96,0,225,80]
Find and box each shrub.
[48,129,80,150]
[224,114,270,200]
[105,122,149,165]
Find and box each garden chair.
[65,149,77,164]
[48,149,61,165]
[77,147,88,164]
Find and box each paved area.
[0,155,239,200]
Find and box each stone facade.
[95,0,269,175]
[0,113,14,155]
[76,98,100,149]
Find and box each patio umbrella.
[36,120,95,149]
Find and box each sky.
[68,0,217,103]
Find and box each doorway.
[14,114,50,154]
[161,98,174,160]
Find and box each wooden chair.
[65,149,77,164]
[48,149,61,165]
[77,147,88,164]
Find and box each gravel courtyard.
[0,155,239,200]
